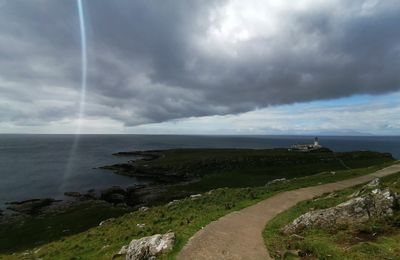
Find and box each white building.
[290,137,322,152]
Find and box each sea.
[0,134,399,207]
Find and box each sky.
[0,0,399,135]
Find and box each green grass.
[147,149,395,202]
[133,149,392,184]
[1,160,396,260]
[263,170,400,260]
[0,149,381,256]
[0,201,129,254]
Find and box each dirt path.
[177,164,400,260]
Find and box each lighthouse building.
[290,137,322,152]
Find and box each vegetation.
[0,202,129,254]
[263,171,400,260]
[133,149,393,184]
[129,149,395,203]
[0,157,396,259]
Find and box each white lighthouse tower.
[314,137,320,147]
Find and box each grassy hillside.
[0,202,129,255]
[114,149,395,203]
[133,149,392,186]
[1,159,396,259]
[263,171,400,259]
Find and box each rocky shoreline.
[1,184,172,223]
[2,149,392,226]
[1,150,194,222]
[99,150,191,183]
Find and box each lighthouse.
[314,137,320,147]
[291,137,322,151]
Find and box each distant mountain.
[309,129,373,136]
[264,129,374,136]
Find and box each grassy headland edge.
[0,149,394,259]
[1,156,397,259]
[263,169,400,259]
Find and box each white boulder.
[116,232,175,260]
[265,178,287,186]
[283,188,397,234]
[190,194,202,200]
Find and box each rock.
[126,186,138,193]
[6,198,59,215]
[84,189,101,200]
[139,206,149,212]
[102,186,126,194]
[265,178,287,186]
[116,245,128,256]
[283,249,302,257]
[167,200,180,206]
[125,186,140,206]
[348,178,381,198]
[116,202,128,208]
[190,194,202,200]
[64,192,82,198]
[117,232,175,260]
[282,188,397,234]
[289,234,305,240]
[311,194,332,202]
[110,194,126,203]
[99,218,115,226]
[101,186,126,204]
[364,178,380,188]
[325,192,338,199]
[348,190,362,198]
[136,223,146,229]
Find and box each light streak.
[76,0,87,133]
[62,0,88,190]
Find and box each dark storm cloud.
[0,0,399,126]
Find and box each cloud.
[128,92,400,136]
[0,0,399,129]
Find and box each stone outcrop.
[282,186,398,234]
[101,186,127,204]
[98,186,141,206]
[99,218,115,226]
[115,232,175,260]
[190,194,202,200]
[348,178,382,198]
[6,198,60,215]
[266,178,287,186]
[138,206,149,212]
[167,200,180,207]
[64,191,82,198]
[136,223,146,229]
[365,178,380,188]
